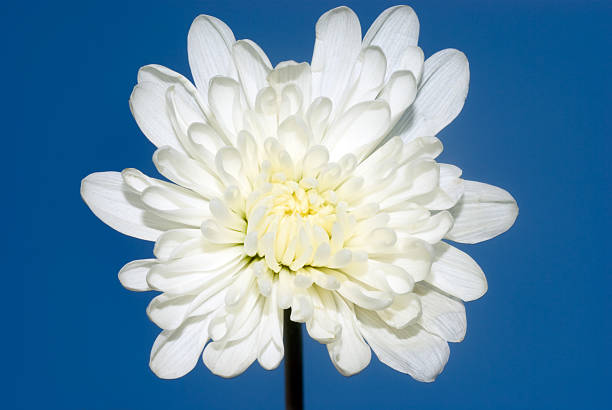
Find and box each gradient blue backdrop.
[8,0,610,409]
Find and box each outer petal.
[311,7,362,108]
[153,229,202,261]
[149,315,211,379]
[394,49,470,142]
[146,248,245,294]
[326,295,371,376]
[257,284,284,370]
[324,100,391,162]
[130,81,178,152]
[376,293,421,329]
[268,61,312,116]
[232,40,272,109]
[188,15,237,100]
[340,46,387,111]
[398,46,424,83]
[202,333,258,378]
[81,172,176,241]
[415,284,467,343]
[208,77,245,143]
[426,242,487,301]
[410,163,464,211]
[130,65,206,153]
[118,259,155,291]
[362,5,420,80]
[378,70,417,123]
[202,291,263,377]
[406,211,454,244]
[446,180,518,244]
[305,287,341,343]
[356,308,450,382]
[147,293,196,330]
[153,146,223,199]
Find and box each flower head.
[82,6,518,381]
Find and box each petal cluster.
[81,5,518,381]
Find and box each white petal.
[187,122,228,169]
[427,241,487,301]
[446,180,518,244]
[129,81,179,152]
[354,136,403,180]
[277,116,311,164]
[137,64,203,99]
[122,168,211,228]
[378,70,417,122]
[369,260,415,295]
[412,163,464,210]
[232,40,272,109]
[215,146,250,193]
[188,15,237,100]
[118,259,155,291]
[268,61,312,112]
[387,204,430,229]
[406,211,454,244]
[81,172,176,241]
[226,286,263,341]
[202,295,262,377]
[149,315,210,379]
[140,183,208,211]
[325,100,391,162]
[149,247,243,276]
[257,285,284,370]
[311,7,362,107]
[147,293,195,330]
[291,288,315,322]
[338,279,393,311]
[398,46,424,83]
[202,333,258,378]
[208,76,245,143]
[147,248,245,294]
[153,229,202,261]
[356,308,449,382]
[362,5,419,80]
[140,187,210,227]
[306,287,341,343]
[415,283,466,342]
[376,293,421,329]
[326,295,371,376]
[258,329,284,370]
[395,49,469,142]
[153,146,223,199]
[306,97,333,143]
[376,238,433,282]
[130,65,207,153]
[149,284,229,331]
[224,267,256,308]
[340,46,387,111]
[378,159,440,210]
[189,285,232,319]
[400,135,443,162]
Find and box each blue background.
[8,0,610,409]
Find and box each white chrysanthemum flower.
[82,6,517,381]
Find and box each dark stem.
[283,309,303,410]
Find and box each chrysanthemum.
[81,5,517,381]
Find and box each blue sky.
[8,0,610,408]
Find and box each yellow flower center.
[239,151,354,272]
[244,174,344,273]
[267,180,336,231]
